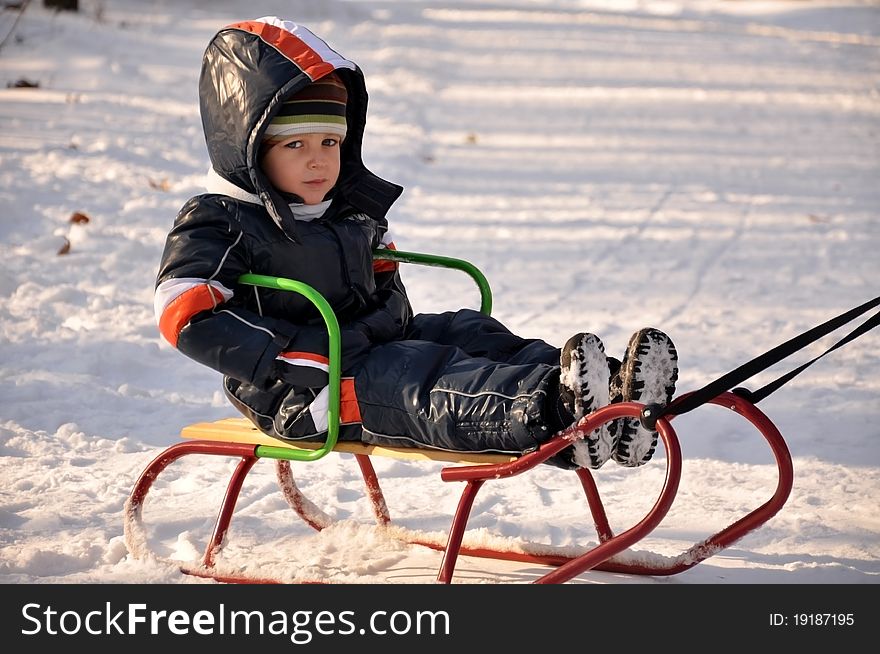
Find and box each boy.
[154,16,678,469]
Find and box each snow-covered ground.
[0,0,878,584]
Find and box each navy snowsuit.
[154,18,566,458]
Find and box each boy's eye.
[284,140,303,149]
[322,138,339,147]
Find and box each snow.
[1,0,878,585]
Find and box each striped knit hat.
[263,72,348,145]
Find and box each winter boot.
[611,327,678,467]
[559,332,615,469]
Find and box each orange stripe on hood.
[159,284,224,348]
[228,21,335,81]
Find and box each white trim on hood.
[204,167,332,221]
[205,167,262,205]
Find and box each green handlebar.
[237,250,492,462]
[237,274,342,462]
[372,249,492,316]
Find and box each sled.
[124,250,794,584]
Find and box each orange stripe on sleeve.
[373,259,398,274]
[278,351,331,366]
[340,378,362,424]
[228,21,335,80]
[373,242,399,273]
[159,284,224,348]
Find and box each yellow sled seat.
[181,417,518,466]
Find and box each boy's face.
[261,133,342,205]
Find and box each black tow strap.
[641,295,880,429]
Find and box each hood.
[198,16,403,239]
